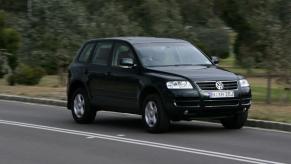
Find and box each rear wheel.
[221,110,248,129]
[142,94,170,133]
[71,88,96,124]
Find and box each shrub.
[6,74,16,85]
[0,66,7,78]
[196,28,230,59]
[13,64,45,85]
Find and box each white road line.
[0,119,285,164]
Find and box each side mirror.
[211,56,219,64]
[119,58,134,67]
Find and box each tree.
[217,0,291,103]
[20,0,89,78]
[244,0,291,104]
[0,10,20,85]
[5,0,233,79]
[81,0,201,48]
[178,0,230,58]
[0,0,27,13]
[88,1,143,37]
[215,0,257,67]
[275,0,291,103]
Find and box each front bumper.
[162,87,251,120]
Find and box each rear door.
[70,41,95,84]
[86,41,113,107]
[68,42,95,103]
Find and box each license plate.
[209,90,234,98]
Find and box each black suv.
[67,37,251,133]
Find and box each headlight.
[239,79,250,87]
[166,81,193,89]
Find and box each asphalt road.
[0,100,290,164]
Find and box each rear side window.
[91,42,113,66]
[78,43,95,63]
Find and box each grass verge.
[250,103,291,123]
[0,76,66,100]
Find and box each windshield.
[134,42,212,67]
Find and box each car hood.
[146,66,239,81]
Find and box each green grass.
[251,85,291,103]
[219,60,266,77]
[219,55,236,67]
[219,56,278,103]
[247,77,290,103]
[219,45,288,104]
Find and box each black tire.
[221,110,248,129]
[71,88,96,124]
[142,94,170,133]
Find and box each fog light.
[173,102,177,106]
[184,110,189,115]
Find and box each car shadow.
[169,121,228,134]
[82,112,229,134]
[95,116,144,131]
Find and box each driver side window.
[112,43,135,67]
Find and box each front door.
[107,41,140,113]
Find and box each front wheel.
[142,94,170,133]
[71,88,96,124]
[220,110,248,129]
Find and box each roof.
[89,37,188,44]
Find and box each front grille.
[196,81,238,90]
[204,99,239,107]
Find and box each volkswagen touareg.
[67,37,251,133]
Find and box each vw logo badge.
[215,81,224,90]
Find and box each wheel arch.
[138,86,162,111]
[67,80,88,110]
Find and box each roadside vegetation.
[0,0,290,123]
